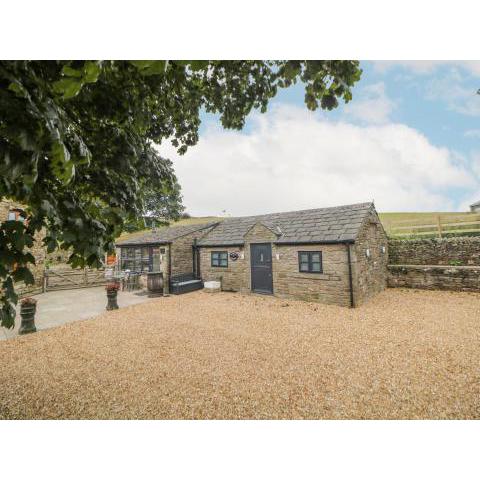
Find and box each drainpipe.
[192,238,199,278]
[164,243,172,296]
[346,242,354,308]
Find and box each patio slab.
[0,286,154,340]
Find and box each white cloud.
[160,105,476,217]
[464,129,480,138]
[425,69,480,116]
[343,82,395,124]
[373,61,480,77]
[373,62,480,116]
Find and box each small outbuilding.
[115,222,218,293]
[197,202,388,307]
[470,201,480,213]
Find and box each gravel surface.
[1,289,479,419]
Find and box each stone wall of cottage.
[352,209,389,306]
[274,243,351,306]
[387,237,480,292]
[199,246,247,291]
[170,225,216,276]
[171,235,195,276]
[0,199,46,297]
[199,222,353,307]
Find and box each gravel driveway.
[0,289,479,419]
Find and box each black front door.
[250,243,273,294]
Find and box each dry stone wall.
[389,265,480,292]
[387,237,480,292]
[388,237,480,266]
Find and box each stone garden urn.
[19,297,37,335]
[105,282,119,310]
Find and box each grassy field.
[116,216,223,243]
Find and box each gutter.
[197,239,355,248]
[274,239,355,246]
[196,243,245,248]
[115,241,171,248]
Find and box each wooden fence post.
[437,215,443,238]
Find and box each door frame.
[250,243,274,295]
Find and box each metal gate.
[44,267,106,292]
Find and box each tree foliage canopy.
[0,60,361,327]
[123,180,185,232]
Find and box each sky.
[160,61,480,217]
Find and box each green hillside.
[116,216,224,243]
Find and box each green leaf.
[189,61,209,71]
[130,60,155,70]
[51,140,74,183]
[12,231,25,251]
[1,302,16,329]
[131,60,168,76]
[61,65,82,78]
[53,78,84,99]
[8,81,27,98]
[11,267,34,285]
[83,61,101,83]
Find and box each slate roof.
[116,222,219,246]
[197,202,374,246]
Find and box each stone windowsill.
[288,273,339,281]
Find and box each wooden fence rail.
[388,214,480,238]
[44,267,106,292]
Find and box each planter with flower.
[105,282,120,310]
[19,297,37,335]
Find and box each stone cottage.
[115,222,219,293]
[197,202,388,307]
[116,202,388,307]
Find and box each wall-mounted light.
[380,245,386,254]
[365,248,371,258]
[275,253,280,260]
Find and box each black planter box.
[170,273,203,295]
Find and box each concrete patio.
[0,286,154,340]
